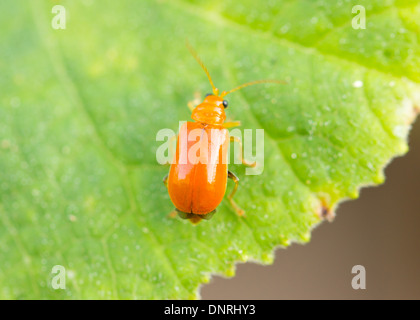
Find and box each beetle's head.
[191,93,228,125]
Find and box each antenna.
[186,41,219,96]
[221,79,287,97]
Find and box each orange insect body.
[168,96,229,218]
[164,43,283,223]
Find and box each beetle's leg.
[187,91,201,112]
[187,101,195,112]
[227,171,245,217]
[163,174,168,187]
[223,121,241,129]
[230,136,257,167]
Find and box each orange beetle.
[163,43,283,224]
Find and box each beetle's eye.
[222,100,228,108]
[205,93,212,97]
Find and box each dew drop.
[352,80,363,88]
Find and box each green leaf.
[1,0,419,299]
